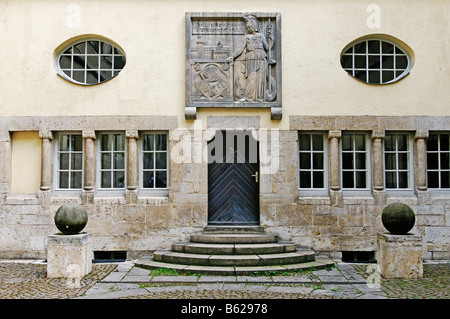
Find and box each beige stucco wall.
[10,132,41,194]
[0,0,449,130]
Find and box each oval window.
[56,37,126,85]
[340,37,412,85]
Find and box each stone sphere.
[382,203,415,235]
[54,204,88,235]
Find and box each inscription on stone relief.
[186,13,282,120]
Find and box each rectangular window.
[298,133,327,191]
[341,133,370,190]
[56,133,83,190]
[384,133,412,190]
[98,133,126,189]
[140,133,168,190]
[427,133,450,189]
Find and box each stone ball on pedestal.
[54,204,88,235]
[382,203,415,235]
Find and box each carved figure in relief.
[227,15,276,102]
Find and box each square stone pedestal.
[377,232,423,279]
[47,232,92,279]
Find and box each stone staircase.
[136,226,334,275]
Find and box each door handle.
[252,172,259,183]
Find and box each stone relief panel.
[185,13,282,120]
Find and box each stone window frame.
[53,132,84,193]
[427,132,450,190]
[138,131,169,196]
[96,132,127,192]
[340,132,372,194]
[383,132,414,192]
[298,131,328,196]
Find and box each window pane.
[114,134,125,151]
[369,71,380,84]
[440,153,450,170]
[155,134,167,151]
[86,71,98,84]
[299,134,310,151]
[155,171,167,188]
[354,55,366,69]
[385,153,396,170]
[101,153,111,169]
[398,153,408,170]
[72,135,83,151]
[342,153,354,169]
[368,55,380,69]
[101,171,111,188]
[60,153,69,170]
[355,153,366,169]
[355,135,365,151]
[354,70,366,82]
[101,135,111,151]
[342,134,352,151]
[114,56,126,69]
[87,55,99,69]
[73,71,84,82]
[60,135,70,151]
[427,134,438,151]
[143,134,154,151]
[440,135,450,151]
[312,135,323,151]
[71,153,83,170]
[113,171,125,188]
[355,171,366,188]
[397,135,408,151]
[427,153,438,170]
[427,171,439,188]
[341,55,352,69]
[100,55,113,69]
[73,56,85,69]
[100,70,112,81]
[342,171,354,188]
[143,153,154,170]
[441,171,450,188]
[396,55,408,69]
[87,41,99,54]
[59,55,71,69]
[384,135,395,151]
[368,40,380,53]
[299,171,311,188]
[101,42,112,54]
[74,42,85,54]
[382,55,394,69]
[143,171,154,188]
[71,172,82,189]
[155,153,167,169]
[113,153,125,170]
[299,153,311,169]
[313,172,324,188]
[312,153,324,169]
[382,42,394,53]
[59,172,69,189]
[354,42,366,54]
[386,172,397,189]
[398,172,408,188]
[382,71,394,83]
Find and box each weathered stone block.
[47,233,92,279]
[377,232,423,279]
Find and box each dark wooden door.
[208,131,259,225]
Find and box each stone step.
[189,233,278,244]
[153,249,315,267]
[172,241,297,255]
[136,256,335,276]
[202,225,265,233]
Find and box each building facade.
[0,0,449,260]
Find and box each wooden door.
[207,131,259,225]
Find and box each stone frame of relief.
[185,12,282,120]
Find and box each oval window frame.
[340,34,414,85]
[54,35,126,86]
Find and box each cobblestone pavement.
[0,260,448,300]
